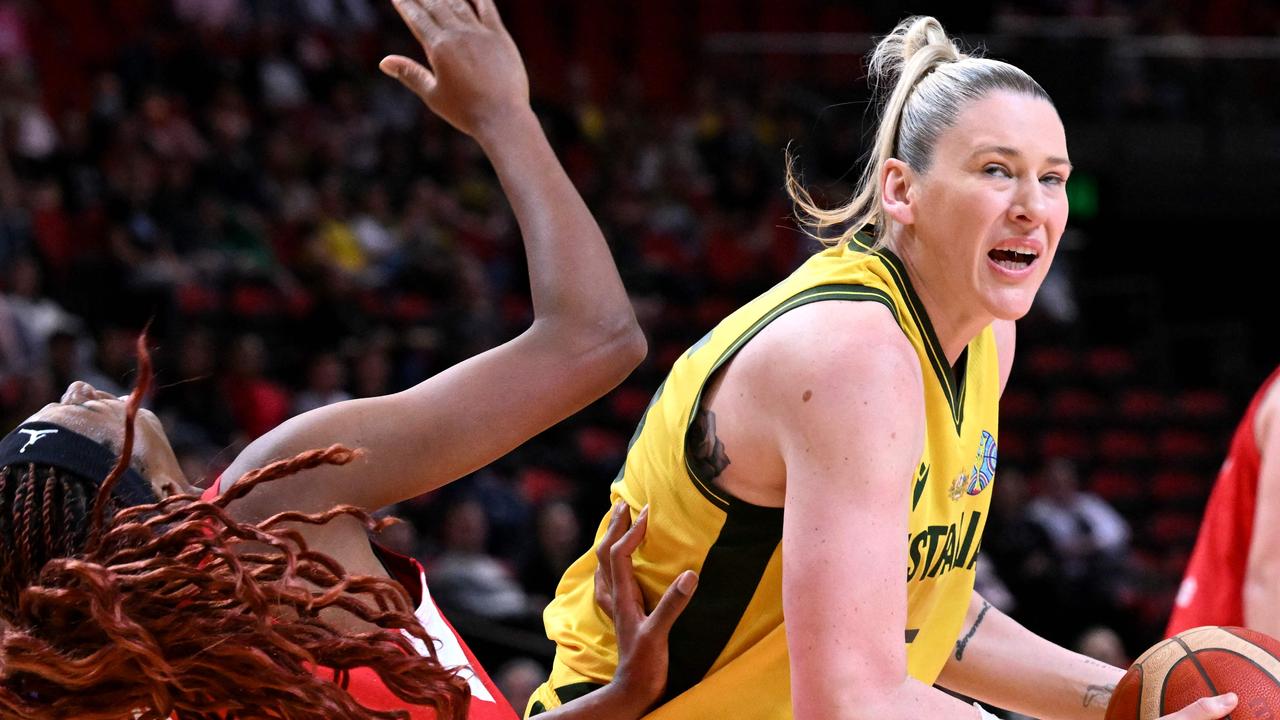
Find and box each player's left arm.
[937,591,1237,720]
[935,591,1123,720]
[1244,381,1280,637]
[951,323,1122,720]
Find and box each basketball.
[1105,626,1280,720]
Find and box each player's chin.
[983,287,1039,322]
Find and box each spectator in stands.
[495,658,549,718]
[353,338,396,398]
[293,351,352,415]
[430,496,533,623]
[519,499,584,605]
[1,256,78,368]
[155,326,237,449]
[222,333,291,440]
[1028,457,1134,643]
[0,296,35,380]
[352,182,403,282]
[1029,457,1131,585]
[984,465,1065,640]
[1076,626,1129,668]
[43,327,128,399]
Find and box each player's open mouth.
[987,248,1038,272]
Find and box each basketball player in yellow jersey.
[530,16,1236,720]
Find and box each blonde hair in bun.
[787,16,1053,250]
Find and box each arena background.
[0,1,1276,716]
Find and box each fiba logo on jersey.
[966,430,997,496]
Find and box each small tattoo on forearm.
[953,600,992,661]
[1083,684,1116,708]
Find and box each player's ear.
[881,158,916,227]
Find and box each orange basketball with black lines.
[1105,626,1280,720]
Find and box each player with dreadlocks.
[0,1,696,718]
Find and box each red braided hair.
[0,336,471,719]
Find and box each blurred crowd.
[0,0,1274,713]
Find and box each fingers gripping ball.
[1106,626,1280,719]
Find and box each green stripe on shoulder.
[683,283,900,508]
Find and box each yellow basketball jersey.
[527,234,1001,719]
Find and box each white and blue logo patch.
[966,430,997,496]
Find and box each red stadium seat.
[1150,470,1209,507]
[1049,388,1105,421]
[1149,511,1202,547]
[176,283,221,315]
[1025,346,1077,378]
[997,429,1030,463]
[1156,428,1217,461]
[229,284,282,318]
[1089,468,1144,505]
[656,341,688,371]
[1001,389,1039,421]
[389,293,433,323]
[609,387,653,424]
[1039,429,1091,460]
[0,376,22,407]
[518,467,572,506]
[1118,388,1166,422]
[694,298,737,329]
[1175,389,1231,423]
[1084,347,1137,381]
[1098,428,1152,462]
[576,427,627,463]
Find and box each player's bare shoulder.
[1256,373,1280,451]
[748,299,919,386]
[691,299,924,506]
[730,299,924,437]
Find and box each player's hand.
[381,0,529,141]
[1155,693,1238,719]
[594,501,698,707]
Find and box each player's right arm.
[742,300,980,719]
[1244,380,1280,637]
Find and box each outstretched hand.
[594,501,698,708]
[382,0,529,141]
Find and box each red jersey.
[1167,368,1280,636]
[199,483,517,720]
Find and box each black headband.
[0,421,159,508]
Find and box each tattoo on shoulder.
[687,407,731,482]
[953,600,992,662]
[1083,684,1115,708]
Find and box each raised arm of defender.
[219,0,644,516]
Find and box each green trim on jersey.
[847,234,967,433]
[682,283,899,507]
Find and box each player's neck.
[895,245,990,367]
